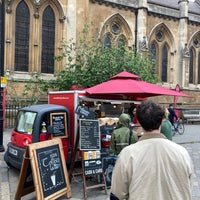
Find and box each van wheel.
[3,152,12,168]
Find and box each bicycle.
[172,119,185,136]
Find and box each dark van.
[4,104,70,170]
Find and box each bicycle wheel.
[172,129,176,136]
[177,122,184,135]
[172,124,176,136]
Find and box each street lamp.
[0,0,5,152]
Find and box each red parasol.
[85,71,189,99]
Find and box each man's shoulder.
[162,139,190,154]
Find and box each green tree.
[53,41,157,90]
[22,25,158,102]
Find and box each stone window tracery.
[100,14,131,48]
[5,0,63,77]
[104,33,112,48]
[156,31,164,42]
[188,33,200,85]
[111,23,121,35]
[117,35,126,48]
[103,22,127,48]
[149,24,174,83]
[193,38,200,48]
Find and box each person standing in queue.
[110,100,193,200]
[109,113,138,155]
[105,113,138,189]
[161,107,172,140]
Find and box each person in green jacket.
[109,113,138,155]
[161,107,173,140]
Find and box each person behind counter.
[110,100,193,200]
[161,107,172,140]
[128,104,140,124]
[128,103,136,123]
[109,113,138,155]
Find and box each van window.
[16,111,37,134]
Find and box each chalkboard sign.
[15,139,71,200]
[75,105,95,119]
[83,159,103,176]
[50,112,68,138]
[36,145,67,198]
[80,119,101,150]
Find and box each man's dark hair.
[136,101,164,131]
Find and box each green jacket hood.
[116,113,130,128]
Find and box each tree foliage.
[52,28,158,90]
[21,24,158,103]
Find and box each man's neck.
[143,129,160,135]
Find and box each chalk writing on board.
[80,119,100,150]
[50,113,67,137]
[83,159,103,176]
[36,145,66,198]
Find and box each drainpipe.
[134,9,138,55]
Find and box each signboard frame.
[50,112,68,138]
[15,139,71,200]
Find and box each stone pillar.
[178,0,189,87]
[137,0,148,52]
[66,0,76,42]
[182,57,190,87]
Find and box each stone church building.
[1,0,200,107]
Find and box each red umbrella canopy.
[111,71,140,80]
[85,71,189,98]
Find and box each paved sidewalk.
[0,125,200,200]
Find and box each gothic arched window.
[41,6,55,74]
[150,43,157,62]
[101,14,131,49]
[104,34,112,48]
[15,1,30,72]
[150,43,157,74]
[189,49,194,84]
[198,52,200,84]
[117,35,126,48]
[161,44,168,82]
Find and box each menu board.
[50,112,68,137]
[36,145,66,198]
[80,119,100,150]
